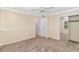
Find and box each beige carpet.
[0,36,79,52]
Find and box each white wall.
[48,15,60,40]
[0,8,37,46]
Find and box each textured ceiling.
[5,7,78,16]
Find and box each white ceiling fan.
[32,7,53,13]
[32,7,53,11]
[32,7,54,17]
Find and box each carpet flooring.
[0,36,79,52]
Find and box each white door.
[69,21,79,42]
[36,17,48,38]
[69,15,79,42]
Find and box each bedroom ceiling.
[5,7,78,16]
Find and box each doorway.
[36,17,48,38]
[59,16,69,41]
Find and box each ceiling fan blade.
[41,10,50,13]
[32,7,43,11]
[44,7,54,9]
[32,9,40,11]
[32,7,54,12]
